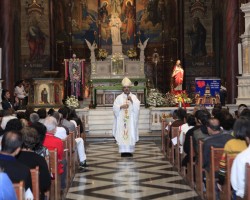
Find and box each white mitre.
[121,77,132,87]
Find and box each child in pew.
[230,117,250,199]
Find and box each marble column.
[0,0,15,94]
[237,2,250,105]
[225,0,239,104]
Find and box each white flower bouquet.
[147,89,166,107]
[65,95,79,108]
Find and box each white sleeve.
[231,155,245,198]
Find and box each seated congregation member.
[219,112,235,135]
[231,117,250,199]
[0,131,32,190]
[168,108,186,146]
[17,127,51,199]
[47,108,55,116]
[0,170,17,200]
[14,80,28,107]
[203,118,233,172]
[31,122,49,158]
[217,117,248,191]
[37,108,47,124]
[43,116,67,190]
[52,111,67,140]
[193,109,211,154]
[29,113,40,124]
[68,109,84,136]
[1,109,17,130]
[53,111,87,169]
[182,109,203,166]
[58,107,76,133]
[179,113,196,146]
[1,89,19,111]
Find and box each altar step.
[88,107,150,135]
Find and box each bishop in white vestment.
[112,77,140,156]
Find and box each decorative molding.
[25,0,44,16]
[189,0,207,17]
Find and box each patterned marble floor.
[66,141,200,200]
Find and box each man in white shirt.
[231,117,250,198]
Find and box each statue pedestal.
[236,75,250,105]
[112,44,122,55]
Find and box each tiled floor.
[66,141,200,200]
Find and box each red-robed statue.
[172,60,184,91]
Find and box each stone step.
[88,107,150,134]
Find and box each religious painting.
[39,84,50,104]
[20,0,50,79]
[136,0,162,43]
[71,0,99,44]
[99,0,135,48]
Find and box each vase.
[178,101,182,108]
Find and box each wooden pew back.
[195,140,204,198]
[172,127,180,171]
[206,147,224,200]
[186,136,195,188]
[30,166,40,200]
[13,181,25,200]
[220,154,235,200]
[49,149,61,200]
[245,163,250,200]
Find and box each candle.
[0,48,2,79]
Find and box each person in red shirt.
[43,116,66,189]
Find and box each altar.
[85,16,149,107]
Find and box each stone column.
[237,2,250,105]
[0,0,15,94]
[225,0,239,104]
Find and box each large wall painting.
[99,0,135,52]
[71,0,99,44]
[20,0,50,79]
[136,0,163,43]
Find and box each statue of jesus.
[109,14,122,44]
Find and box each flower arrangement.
[172,90,192,104]
[98,48,108,60]
[147,89,166,107]
[65,95,79,108]
[165,92,177,107]
[127,48,137,59]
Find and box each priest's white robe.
[112,92,140,153]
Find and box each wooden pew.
[195,140,204,199]
[13,181,25,200]
[205,147,224,200]
[63,138,69,190]
[172,127,181,171]
[245,163,250,200]
[161,120,166,153]
[49,149,61,200]
[30,166,40,200]
[186,136,195,188]
[220,154,235,200]
[69,132,76,182]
